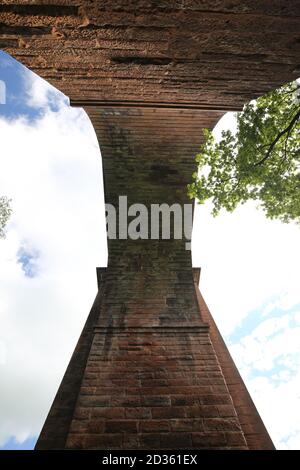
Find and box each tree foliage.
[188,81,300,223]
[0,196,12,238]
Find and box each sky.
[0,50,299,450]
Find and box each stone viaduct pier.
[1,0,299,450]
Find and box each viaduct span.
[1,0,299,450]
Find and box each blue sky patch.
[227,302,299,344]
[17,246,40,278]
[0,436,37,450]
[0,51,67,121]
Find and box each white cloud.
[229,311,300,449]
[192,200,300,336]
[0,80,107,446]
[22,67,67,110]
[0,80,5,105]
[230,315,300,372]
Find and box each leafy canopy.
[188,81,300,223]
[0,196,12,238]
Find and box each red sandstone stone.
[2,3,284,450]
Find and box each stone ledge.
[94,325,209,334]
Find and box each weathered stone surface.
[2,1,293,450]
[1,1,300,107]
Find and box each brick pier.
[35,108,273,449]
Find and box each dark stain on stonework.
[111,56,173,66]
[0,23,51,35]
[150,164,178,181]
[132,253,143,271]
[102,317,114,358]
[0,4,78,16]
[118,302,127,328]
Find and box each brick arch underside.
[0,0,299,106]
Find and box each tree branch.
[281,84,300,96]
[254,109,300,167]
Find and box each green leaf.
[190,80,300,224]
